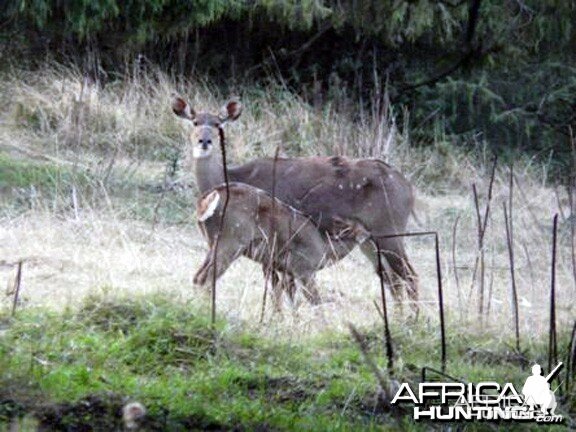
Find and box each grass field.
[0,65,574,430]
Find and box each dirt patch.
[0,398,27,422]
[35,393,125,431]
[465,347,529,367]
[1,377,332,430]
[78,299,149,334]
[233,375,325,404]
[0,392,244,431]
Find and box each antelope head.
[171,96,243,159]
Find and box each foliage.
[2,1,575,180]
[6,0,240,41]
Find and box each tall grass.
[0,63,499,191]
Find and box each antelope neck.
[195,127,226,193]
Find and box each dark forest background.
[2,0,575,180]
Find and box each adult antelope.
[194,182,370,309]
[172,96,418,310]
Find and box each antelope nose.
[198,139,212,150]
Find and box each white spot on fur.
[338,184,343,190]
[198,191,220,221]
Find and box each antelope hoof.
[193,271,207,286]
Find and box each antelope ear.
[172,95,196,120]
[197,190,221,222]
[219,99,242,122]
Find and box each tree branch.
[400,0,483,94]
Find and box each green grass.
[0,151,94,217]
[0,294,573,431]
[0,153,75,191]
[0,295,389,430]
[0,150,194,224]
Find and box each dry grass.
[0,64,574,345]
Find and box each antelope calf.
[194,182,370,308]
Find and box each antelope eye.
[193,121,198,126]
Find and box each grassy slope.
[0,66,575,430]
[0,294,571,431]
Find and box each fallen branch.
[348,323,390,398]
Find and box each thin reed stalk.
[260,275,269,323]
[503,203,520,352]
[472,184,485,322]
[372,230,446,372]
[373,240,394,375]
[570,183,576,294]
[566,320,576,394]
[469,157,497,324]
[568,128,576,294]
[451,214,462,318]
[486,250,495,321]
[210,126,231,325]
[434,232,447,372]
[548,214,558,372]
[11,261,23,317]
[260,146,281,321]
